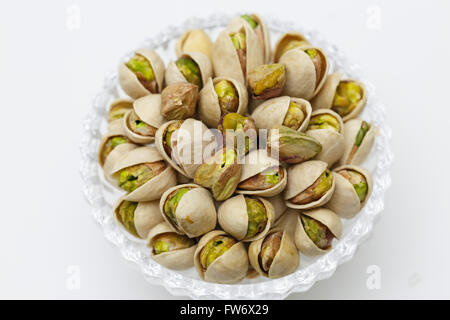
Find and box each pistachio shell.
[159,184,217,238]
[98,119,133,168]
[194,230,248,284]
[284,160,335,209]
[104,143,138,185]
[248,229,299,278]
[111,146,177,201]
[326,165,373,219]
[108,98,133,122]
[213,23,264,85]
[175,29,213,60]
[198,77,248,127]
[118,48,165,99]
[294,208,342,256]
[338,119,375,166]
[251,96,312,132]
[165,52,212,88]
[306,109,345,167]
[275,208,300,238]
[147,222,197,270]
[218,194,274,241]
[266,194,288,224]
[272,32,310,63]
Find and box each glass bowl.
[80,13,393,300]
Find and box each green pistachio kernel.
[101,136,129,164]
[332,81,362,117]
[175,57,202,88]
[118,163,155,192]
[245,198,268,239]
[126,54,155,82]
[263,168,281,186]
[248,64,286,98]
[153,233,195,255]
[163,120,183,153]
[200,235,236,270]
[221,113,247,131]
[338,169,368,203]
[230,32,246,50]
[304,48,317,59]
[214,80,239,114]
[241,14,258,29]
[307,114,340,132]
[274,125,322,163]
[290,170,333,205]
[117,200,138,237]
[163,187,191,226]
[355,121,371,147]
[300,214,334,250]
[127,111,156,136]
[283,101,306,130]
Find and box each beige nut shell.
[272,32,310,63]
[326,165,373,219]
[194,230,248,284]
[108,98,133,123]
[118,48,165,99]
[98,119,134,168]
[165,51,212,88]
[306,109,345,167]
[159,184,217,238]
[111,146,177,201]
[236,149,287,197]
[266,194,288,225]
[338,118,376,166]
[284,160,335,209]
[212,23,264,85]
[248,229,299,278]
[147,222,197,270]
[218,194,274,242]
[275,208,301,239]
[113,196,163,239]
[251,96,312,132]
[175,29,213,60]
[198,77,248,127]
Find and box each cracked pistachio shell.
[275,208,300,238]
[108,99,133,123]
[266,194,288,225]
[111,146,177,201]
[155,118,212,179]
[236,149,288,197]
[227,14,271,63]
[326,165,373,219]
[213,23,264,85]
[123,94,166,144]
[113,197,163,239]
[194,230,248,284]
[284,160,335,209]
[279,47,329,100]
[338,119,375,166]
[198,77,248,127]
[248,229,299,279]
[159,184,217,238]
[119,49,165,99]
[306,109,345,167]
[218,194,274,242]
[165,52,212,88]
[251,96,312,132]
[310,73,368,121]
[147,222,197,270]
[175,29,213,60]
[272,32,310,63]
[294,208,342,256]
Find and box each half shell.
[272,32,310,63]
[266,194,288,225]
[165,52,212,88]
[338,119,375,166]
[108,98,133,123]
[175,29,213,60]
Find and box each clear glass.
[80,13,393,299]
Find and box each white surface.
[0,0,449,299]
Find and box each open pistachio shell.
[198,77,248,127]
[108,99,133,123]
[236,149,287,197]
[218,194,274,242]
[213,23,264,85]
[155,118,212,179]
[251,96,312,132]
[113,197,163,239]
[266,194,288,225]
[275,208,300,238]
[294,208,342,256]
[118,48,165,99]
[147,222,197,270]
[98,119,135,168]
[175,29,213,60]
[284,160,335,209]
[272,32,310,63]
[279,47,329,100]
[111,146,177,201]
[248,229,299,278]
[159,184,217,238]
[306,109,345,167]
[194,230,248,284]
[227,14,271,63]
[326,165,373,219]
[338,119,375,166]
[165,52,212,89]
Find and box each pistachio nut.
[332,81,364,118]
[265,194,288,225]
[289,169,333,205]
[273,32,310,63]
[99,135,130,167]
[162,120,183,157]
[117,161,166,193]
[238,166,284,192]
[175,29,213,60]
[245,197,269,239]
[268,125,322,164]
[218,113,257,155]
[161,83,199,120]
[200,235,237,270]
[283,101,306,130]
[215,80,239,114]
[194,148,242,201]
[176,57,203,87]
[339,119,375,166]
[127,110,157,137]
[165,52,212,90]
[108,99,133,122]
[116,200,139,237]
[153,232,196,255]
[247,64,286,100]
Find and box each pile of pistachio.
[98,14,375,284]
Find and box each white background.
[1,0,449,299]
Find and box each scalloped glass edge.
[80,13,393,300]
